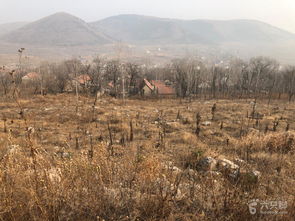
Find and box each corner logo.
[248,199,288,215]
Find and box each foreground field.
[0,94,295,220]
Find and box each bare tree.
[105,60,120,97]
[173,59,188,98]
[65,59,83,112]
[89,57,104,95]
[0,66,11,96]
[125,63,141,96]
[282,67,295,102]
[186,60,203,96]
[52,63,70,93]
[248,57,279,97]
[211,65,217,98]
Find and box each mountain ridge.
[0,12,112,46]
[91,14,295,45]
[1,12,295,64]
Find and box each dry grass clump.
[234,131,295,155]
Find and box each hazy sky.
[1,0,294,33]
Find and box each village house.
[74,74,91,87]
[141,79,175,97]
[142,79,154,96]
[21,72,42,94]
[65,74,92,92]
[22,72,40,82]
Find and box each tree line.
[1,56,295,101]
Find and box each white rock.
[202,121,212,126]
[218,159,239,170]
[252,170,261,178]
[27,127,35,134]
[171,166,182,176]
[217,158,240,179]
[188,169,198,176]
[234,158,246,166]
[197,157,217,171]
[205,171,222,177]
[48,168,62,184]
[7,145,20,154]
[163,162,182,176]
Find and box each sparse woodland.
[2,55,295,102]
[0,53,295,220]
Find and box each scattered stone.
[205,171,222,177]
[163,161,182,176]
[7,145,20,154]
[27,127,35,134]
[234,158,246,166]
[252,170,261,178]
[171,166,182,176]
[56,151,72,159]
[217,158,240,179]
[48,168,62,184]
[197,157,217,171]
[218,159,239,170]
[187,169,198,177]
[44,107,54,111]
[202,121,212,126]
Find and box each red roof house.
[22,72,40,81]
[151,80,175,95]
[75,74,91,85]
[142,79,175,96]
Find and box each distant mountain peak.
[0,12,111,46]
[40,12,84,21]
[51,11,74,16]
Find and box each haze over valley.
[1,12,295,65]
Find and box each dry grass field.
[0,94,295,220]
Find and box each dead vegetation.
[0,94,295,220]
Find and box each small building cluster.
[19,71,177,97]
